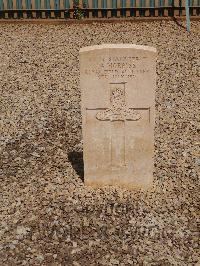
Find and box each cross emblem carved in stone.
[87,82,150,168]
[96,82,141,122]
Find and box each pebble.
[0,20,199,265]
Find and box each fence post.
[16,0,23,18]
[92,0,98,17]
[197,0,200,15]
[82,0,89,17]
[179,0,182,16]
[54,0,60,18]
[101,0,107,17]
[139,0,145,16]
[185,0,190,31]
[7,0,13,18]
[168,0,174,16]
[130,0,136,17]
[111,0,117,17]
[121,0,126,17]
[45,0,50,17]
[189,0,194,15]
[64,0,70,18]
[26,0,32,18]
[35,0,41,18]
[0,0,4,18]
[158,0,164,16]
[7,0,13,9]
[150,0,155,16]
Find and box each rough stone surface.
[0,21,199,265]
[80,44,156,189]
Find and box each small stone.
[36,254,44,262]
[16,226,30,236]
[195,158,200,166]
[9,244,16,250]
[167,240,173,247]
[110,258,119,265]
[73,262,80,266]
[72,241,77,248]
[31,152,40,157]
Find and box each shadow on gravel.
[172,17,186,30]
[68,151,84,182]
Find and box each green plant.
[73,0,85,19]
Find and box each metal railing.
[0,0,199,18]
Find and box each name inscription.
[84,56,150,79]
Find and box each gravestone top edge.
[79,44,157,53]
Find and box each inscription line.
[86,108,108,110]
[110,82,127,84]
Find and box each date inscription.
[84,56,150,79]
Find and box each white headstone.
[80,44,157,189]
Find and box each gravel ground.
[0,20,200,265]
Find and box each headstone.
[80,44,157,189]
